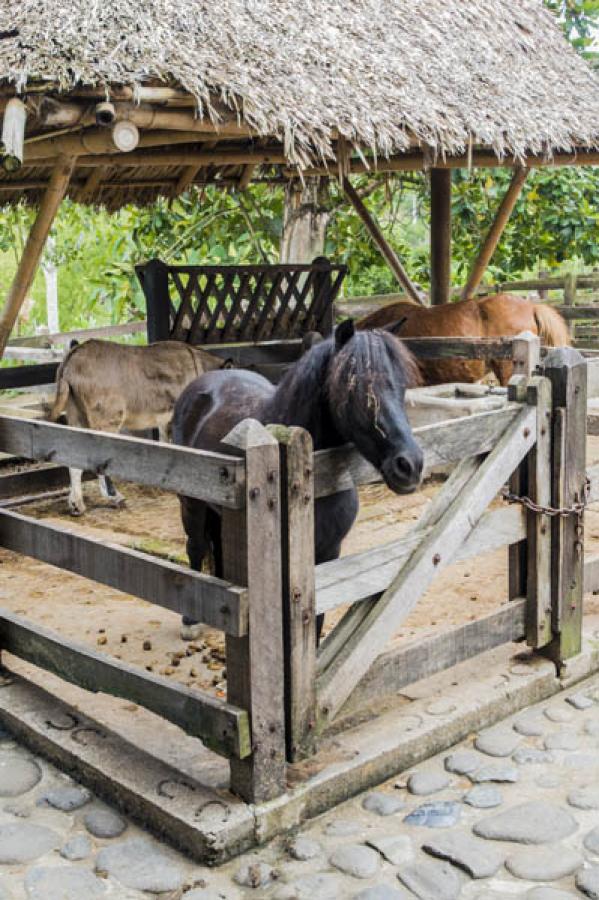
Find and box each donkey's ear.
[335,318,355,351]
[221,357,235,369]
[384,316,408,335]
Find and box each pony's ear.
[384,316,408,335]
[221,357,235,369]
[335,318,355,351]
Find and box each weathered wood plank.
[525,377,552,648]
[542,349,587,663]
[0,363,58,389]
[318,405,536,722]
[588,463,599,503]
[316,505,525,616]
[221,420,286,802]
[313,405,521,498]
[402,337,513,361]
[0,609,250,759]
[268,425,317,761]
[0,416,245,508]
[0,509,247,635]
[0,463,73,499]
[345,600,527,713]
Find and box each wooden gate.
[0,343,592,804]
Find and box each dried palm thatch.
[0,0,598,206]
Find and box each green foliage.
[545,0,599,60]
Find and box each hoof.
[180,621,204,641]
[108,493,126,509]
[68,502,85,517]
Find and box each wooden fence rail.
[0,415,245,508]
[0,609,250,759]
[0,509,248,635]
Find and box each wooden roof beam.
[28,147,286,168]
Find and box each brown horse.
[357,293,571,385]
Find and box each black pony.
[173,319,423,637]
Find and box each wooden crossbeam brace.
[461,168,528,300]
[0,155,74,357]
[342,176,424,305]
[317,402,537,722]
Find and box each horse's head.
[328,319,423,494]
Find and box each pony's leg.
[68,468,86,516]
[158,422,171,443]
[99,475,126,508]
[180,498,212,640]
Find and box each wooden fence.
[0,335,596,803]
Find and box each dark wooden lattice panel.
[137,258,347,345]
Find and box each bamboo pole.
[27,147,285,168]
[289,148,599,177]
[342,176,424,305]
[461,168,528,300]
[238,163,256,190]
[430,169,452,305]
[0,156,75,357]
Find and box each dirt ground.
[2,436,599,708]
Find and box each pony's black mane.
[262,329,420,449]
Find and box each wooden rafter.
[342,176,424,305]
[461,167,528,300]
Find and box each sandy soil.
[2,435,599,709]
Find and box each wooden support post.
[508,333,542,603]
[76,165,106,202]
[221,419,286,802]
[342,176,424,305]
[540,347,587,664]
[267,425,317,760]
[430,168,452,306]
[563,272,577,340]
[0,155,74,357]
[461,168,528,300]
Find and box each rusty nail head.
[291,481,300,493]
[433,553,441,565]
[267,470,276,483]
[303,493,311,504]
[249,487,260,500]
[219,467,229,483]
[523,428,530,438]
[267,498,275,510]
[292,588,302,602]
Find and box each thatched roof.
[0,0,599,207]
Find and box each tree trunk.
[279,178,330,263]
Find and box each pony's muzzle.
[382,446,423,494]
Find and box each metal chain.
[500,476,591,520]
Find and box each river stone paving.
[362,792,405,816]
[422,831,504,877]
[83,806,127,838]
[397,858,463,900]
[505,846,583,880]
[473,801,578,844]
[5,670,599,897]
[475,729,521,758]
[38,785,91,812]
[463,785,503,808]
[0,757,41,798]
[24,866,107,899]
[407,771,451,795]
[330,844,380,878]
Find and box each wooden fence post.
[540,347,587,664]
[268,425,317,761]
[508,333,541,602]
[221,419,287,802]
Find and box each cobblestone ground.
[5,676,599,897]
